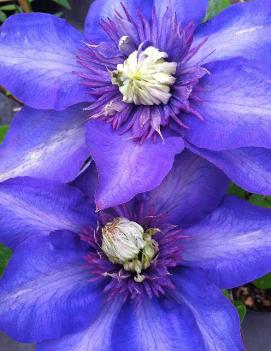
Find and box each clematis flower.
[0,152,271,350]
[1,0,271,209]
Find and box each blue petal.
[182,197,271,288]
[0,177,95,248]
[171,268,245,351]
[144,150,229,227]
[189,144,271,195]
[86,120,184,210]
[84,0,154,42]
[37,299,123,351]
[0,13,89,110]
[112,268,244,351]
[70,163,98,200]
[154,0,208,25]
[0,232,103,343]
[183,59,271,150]
[192,0,271,64]
[0,105,89,183]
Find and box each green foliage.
[0,244,12,276]
[228,183,247,199]
[51,0,71,10]
[0,10,7,22]
[228,183,271,207]
[249,195,271,208]
[0,125,11,275]
[0,0,71,23]
[0,125,8,143]
[253,273,271,290]
[222,290,247,323]
[228,183,271,305]
[233,300,247,323]
[0,5,17,11]
[204,0,231,21]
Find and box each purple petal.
[183,59,271,150]
[192,0,271,64]
[0,177,95,249]
[0,105,89,183]
[86,120,184,210]
[171,268,244,351]
[70,163,98,200]
[189,144,271,195]
[0,232,103,343]
[155,0,208,25]
[182,197,271,288]
[37,299,123,351]
[84,0,154,42]
[145,150,229,227]
[112,268,244,350]
[0,13,89,110]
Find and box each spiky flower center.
[101,217,159,283]
[111,43,177,106]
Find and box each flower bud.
[102,218,145,265]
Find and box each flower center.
[101,217,159,283]
[111,42,177,106]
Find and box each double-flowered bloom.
[1,152,271,350]
[1,0,271,349]
[0,0,271,209]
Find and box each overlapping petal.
[70,163,98,200]
[112,268,244,351]
[155,0,208,25]
[144,150,229,227]
[182,197,271,288]
[171,268,244,351]
[183,59,271,150]
[86,120,184,210]
[192,0,271,64]
[37,300,123,351]
[84,0,154,42]
[0,232,103,343]
[0,177,94,248]
[189,144,271,195]
[0,105,89,183]
[0,13,88,110]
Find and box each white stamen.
[111,44,177,106]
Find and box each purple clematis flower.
[0,151,271,350]
[1,0,271,209]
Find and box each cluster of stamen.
[81,201,185,302]
[111,43,177,106]
[77,3,208,141]
[101,217,159,283]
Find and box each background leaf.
[222,289,247,323]
[253,273,271,290]
[204,0,231,21]
[249,195,271,208]
[0,125,8,143]
[228,183,247,199]
[0,124,11,275]
[51,0,71,10]
[0,244,11,276]
[0,9,7,22]
[233,300,247,323]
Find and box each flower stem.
[18,0,32,12]
[0,86,23,106]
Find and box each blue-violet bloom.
[0,152,271,350]
[0,0,271,209]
